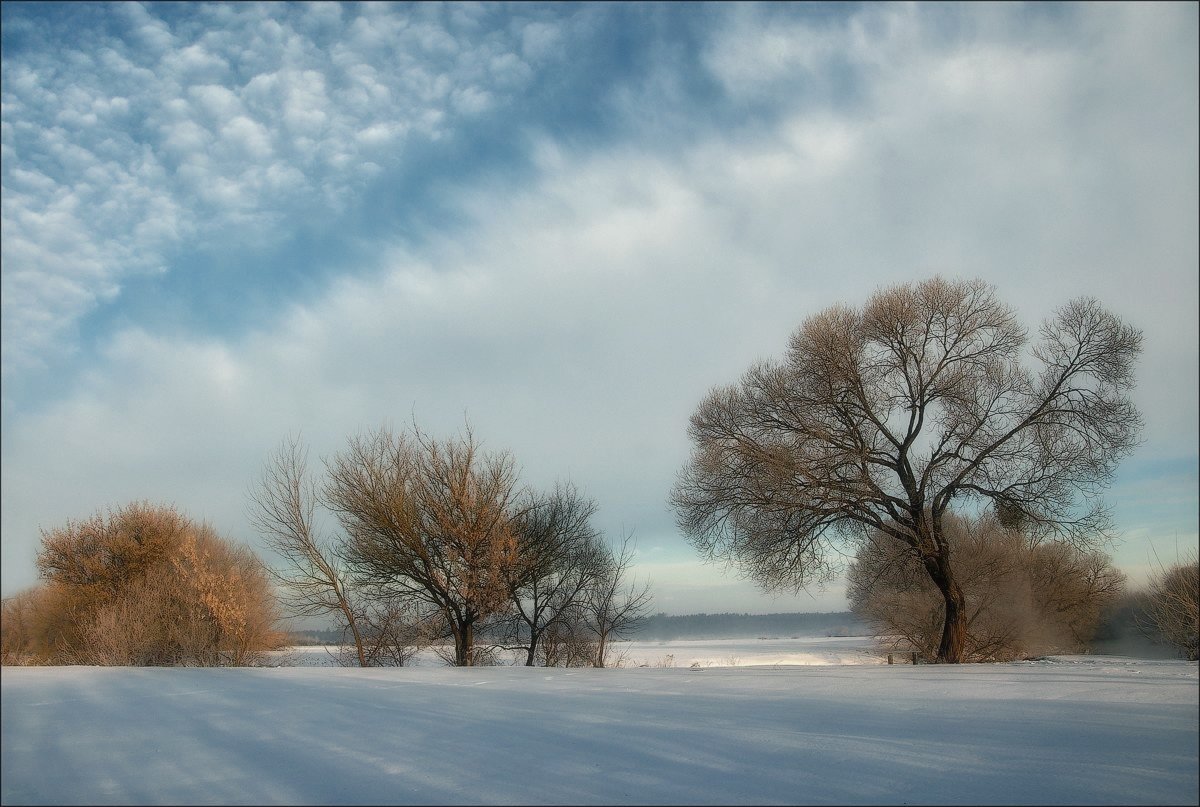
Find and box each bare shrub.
[169,531,284,666]
[68,571,246,667]
[1140,551,1199,660]
[21,502,282,666]
[848,512,1124,661]
[1026,541,1127,650]
[536,605,598,667]
[1,588,53,665]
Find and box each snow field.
[2,638,1196,805]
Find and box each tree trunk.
[454,620,474,666]
[340,602,368,668]
[924,551,967,663]
[524,631,539,666]
[936,578,967,663]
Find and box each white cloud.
[219,115,273,160]
[520,21,562,62]
[161,118,211,154]
[451,86,493,116]
[188,83,243,123]
[168,43,230,79]
[1,3,559,388]
[119,1,176,54]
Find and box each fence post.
[912,652,918,665]
[887,654,893,665]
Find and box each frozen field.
[2,638,1197,806]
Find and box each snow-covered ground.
[3,637,1197,806]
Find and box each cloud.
[1,2,566,388]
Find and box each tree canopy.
[672,277,1142,662]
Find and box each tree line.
[635,612,868,641]
[250,425,652,668]
[1,425,652,668]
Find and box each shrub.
[848,512,1125,661]
[1140,553,1199,660]
[2,502,284,666]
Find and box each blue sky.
[2,1,1197,616]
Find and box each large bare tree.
[672,277,1142,663]
[327,425,521,666]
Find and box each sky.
[1,1,1197,616]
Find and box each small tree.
[350,598,437,667]
[506,483,607,666]
[329,425,521,666]
[536,603,598,667]
[673,277,1142,663]
[585,534,652,667]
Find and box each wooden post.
[887,654,893,665]
[912,652,918,665]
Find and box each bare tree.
[2,588,52,665]
[328,425,521,666]
[1139,550,1199,660]
[535,603,598,667]
[249,437,370,667]
[672,277,1142,662]
[1026,540,1126,649]
[585,534,653,667]
[505,483,607,666]
[349,598,438,667]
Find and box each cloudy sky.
[2,1,1196,617]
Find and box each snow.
[2,637,1197,806]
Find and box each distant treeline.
[288,611,869,645]
[634,611,869,640]
[284,606,1189,655]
